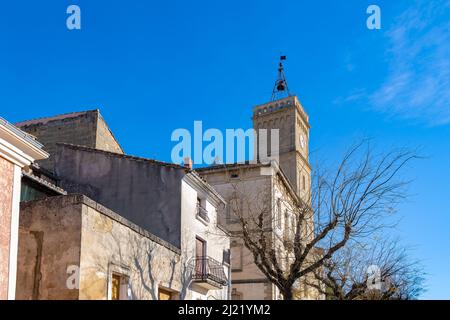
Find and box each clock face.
[300,135,305,149]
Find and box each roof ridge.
[58,143,189,171]
[15,109,99,127]
[94,111,124,154]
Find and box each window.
[276,198,282,229]
[195,237,207,277]
[231,288,243,300]
[231,243,243,271]
[302,176,306,190]
[291,215,296,238]
[108,264,131,300]
[223,249,231,266]
[196,237,206,258]
[284,209,289,242]
[158,287,174,300]
[197,197,207,211]
[110,273,129,300]
[196,197,209,222]
[230,171,239,179]
[111,274,120,300]
[227,197,240,224]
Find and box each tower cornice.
[252,96,310,129]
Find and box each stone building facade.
[197,95,321,300]
[0,117,48,300]
[16,194,183,300]
[52,144,231,300]
[197,161,318,300]
[16,111,231,300]
[253,95,311,201]
[15,110,123,170]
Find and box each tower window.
[230,170,239,179]
[302,176,306,190]
[276,198,282,229]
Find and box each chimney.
[183,157,193,169]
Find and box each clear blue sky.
[1,0,449,299]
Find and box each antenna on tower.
[271,55,291,101]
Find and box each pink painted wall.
[0,155,14,299]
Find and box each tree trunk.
[282,287,294,300]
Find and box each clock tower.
[252,60,311,200]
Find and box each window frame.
[107,263,131,300]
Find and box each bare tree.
[306,238,425,300]
[228,141,419,299]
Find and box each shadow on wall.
[82,228,195,300]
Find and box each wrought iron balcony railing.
[191,256,228,287]
[196,204,210,222]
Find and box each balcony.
[196,204,210,223]
[190,256,228,290]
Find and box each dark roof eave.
[57,143,190,171]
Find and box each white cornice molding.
[184,172,226,208]
[0,125,48,167]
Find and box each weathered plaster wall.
[55,144,185,248]
[78,200,182,300]
[16,196,82,300]
[16,194,184,300]
[0,156,14,299]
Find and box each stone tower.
[252,62,311,200]
[15,110,123,171]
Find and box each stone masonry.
[16,110,123,171]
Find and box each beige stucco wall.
[0,156,14,299]
[16,194,185,300]
[79,203,182,300]
[16,196,83,300]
